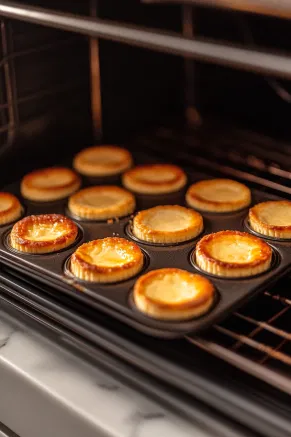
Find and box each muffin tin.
[1,166,291,338]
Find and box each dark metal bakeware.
[1,156,291,337]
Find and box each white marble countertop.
[0,305,215,437]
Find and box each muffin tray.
[1,167,291,338]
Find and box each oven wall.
[95,3,291,142]
[1,0,290,186]
[196,9,291,140]
[0,0,184,185]
[97,0,183,142]
[0,0,92,184]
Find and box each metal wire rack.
[189,284,291,394]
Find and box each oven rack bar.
[215,326,291,366]
[1,2,291,79]
[188,335,291,395]
[142,0,291,21]
[234,312,291,341]
[188,289,291,394]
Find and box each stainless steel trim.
[0,422,19,437]
[1,2,291,78]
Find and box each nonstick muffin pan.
[1,165,291,338]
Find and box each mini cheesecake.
[73,145,133,176]
[10,214,78,254]
[133,268,215,320]
[21,167,81,202]
[186,179,251,213]
[122,164,187,194]
[132,205,203,244]
[68,185,135,220]
[70,237,143,283]
[0,192,22,225]
[195,230,272,278]
[249,200,291,239]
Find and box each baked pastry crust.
[195,230,272,277]
[132,205,203,244]
[70,237,143,283]
[21,167,81,202]
[73,145,133,176]
[68,185,135,220]
[122,164,187,194]
[186,179,251,212]
[0,192,22,225]
[133,268,215,320]
[249,200,291,239]
[10,214,78,254]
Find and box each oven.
[0,1,290,436]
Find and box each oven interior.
[0,0,291,434]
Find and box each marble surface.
[0,306,213,437]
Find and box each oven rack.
[132,122,291,394]
[2,120,290,396]
[137,123,291,196]
[0,116,290,394]
[189,285,291,394]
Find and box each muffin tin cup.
[1,170,291,338]
[3,225,84,257]
[125,222,205,247]
[243,216,291,242]
[190,246,280,281]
